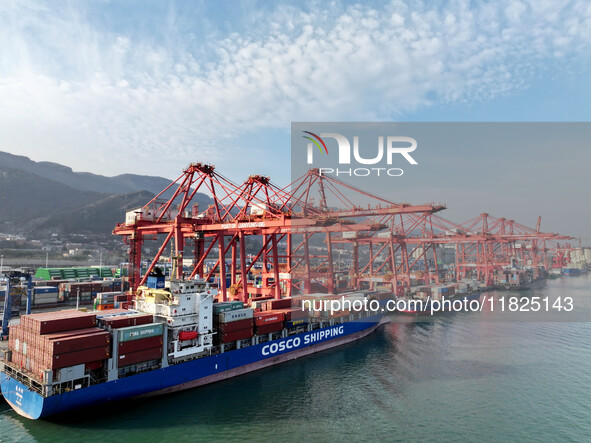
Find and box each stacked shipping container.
[98,312,154,329]
[253,311,284,334]
[2,279,127,310]
[32,286,59,305]
[94,292,122,310]
[7,310,109,380]
[60,281,123,305]
[115,323,164,368]
[213,302,254,344]
[6,310,165,380]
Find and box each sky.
[1,0,590,240]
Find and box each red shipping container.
[85,360,104,371]
[25,310,97,334]
[265,298,291,311]
[255,322,284,335]
[250,295,274,310]
[45,331,110,355]
[118,335,163,354]
[49,346,110,370]
[35,334,44,352]
[8,324,23,351]
[97,308,128,315]
[221,328,253,343]
[8,330,14,351]
[271,308,302,322]
[42,327,106,343]
[254,311,285,326]
[118,347,162,367]
[101,313,153,329]
[271,298,293,310]
[218,318,253,333]
[251,295,274,302]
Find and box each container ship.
[0,277,389,419]
[493,266,547,290]
[562,267,584,276]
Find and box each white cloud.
[0,0,590,178]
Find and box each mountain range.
[0,151,211,238]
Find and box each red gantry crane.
[114,163,573,303]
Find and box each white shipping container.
[250,203,267,215]
[34,295,59,305]
[219,308,254,323]
[251,300,268,310]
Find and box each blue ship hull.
[1,315,384,419]
[562,268,582,276]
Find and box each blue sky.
[1,0,590,239]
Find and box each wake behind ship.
[0,278,389,419]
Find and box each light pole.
[45,252,49,268]
[1,255,4,274]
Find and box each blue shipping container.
[34,286,58,294]
[147,276,165,289]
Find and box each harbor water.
[1,275,590,442]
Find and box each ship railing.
[2,363,45,397]
[287,326,307,336]
[50,377,90,396]
[88,371,107,386]
[237,338,252,349]
[310,322,322,331]
[257,334,270,344]
[118,360,161,379]
[220,342,236,353]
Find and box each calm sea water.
[1,275,590,442]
